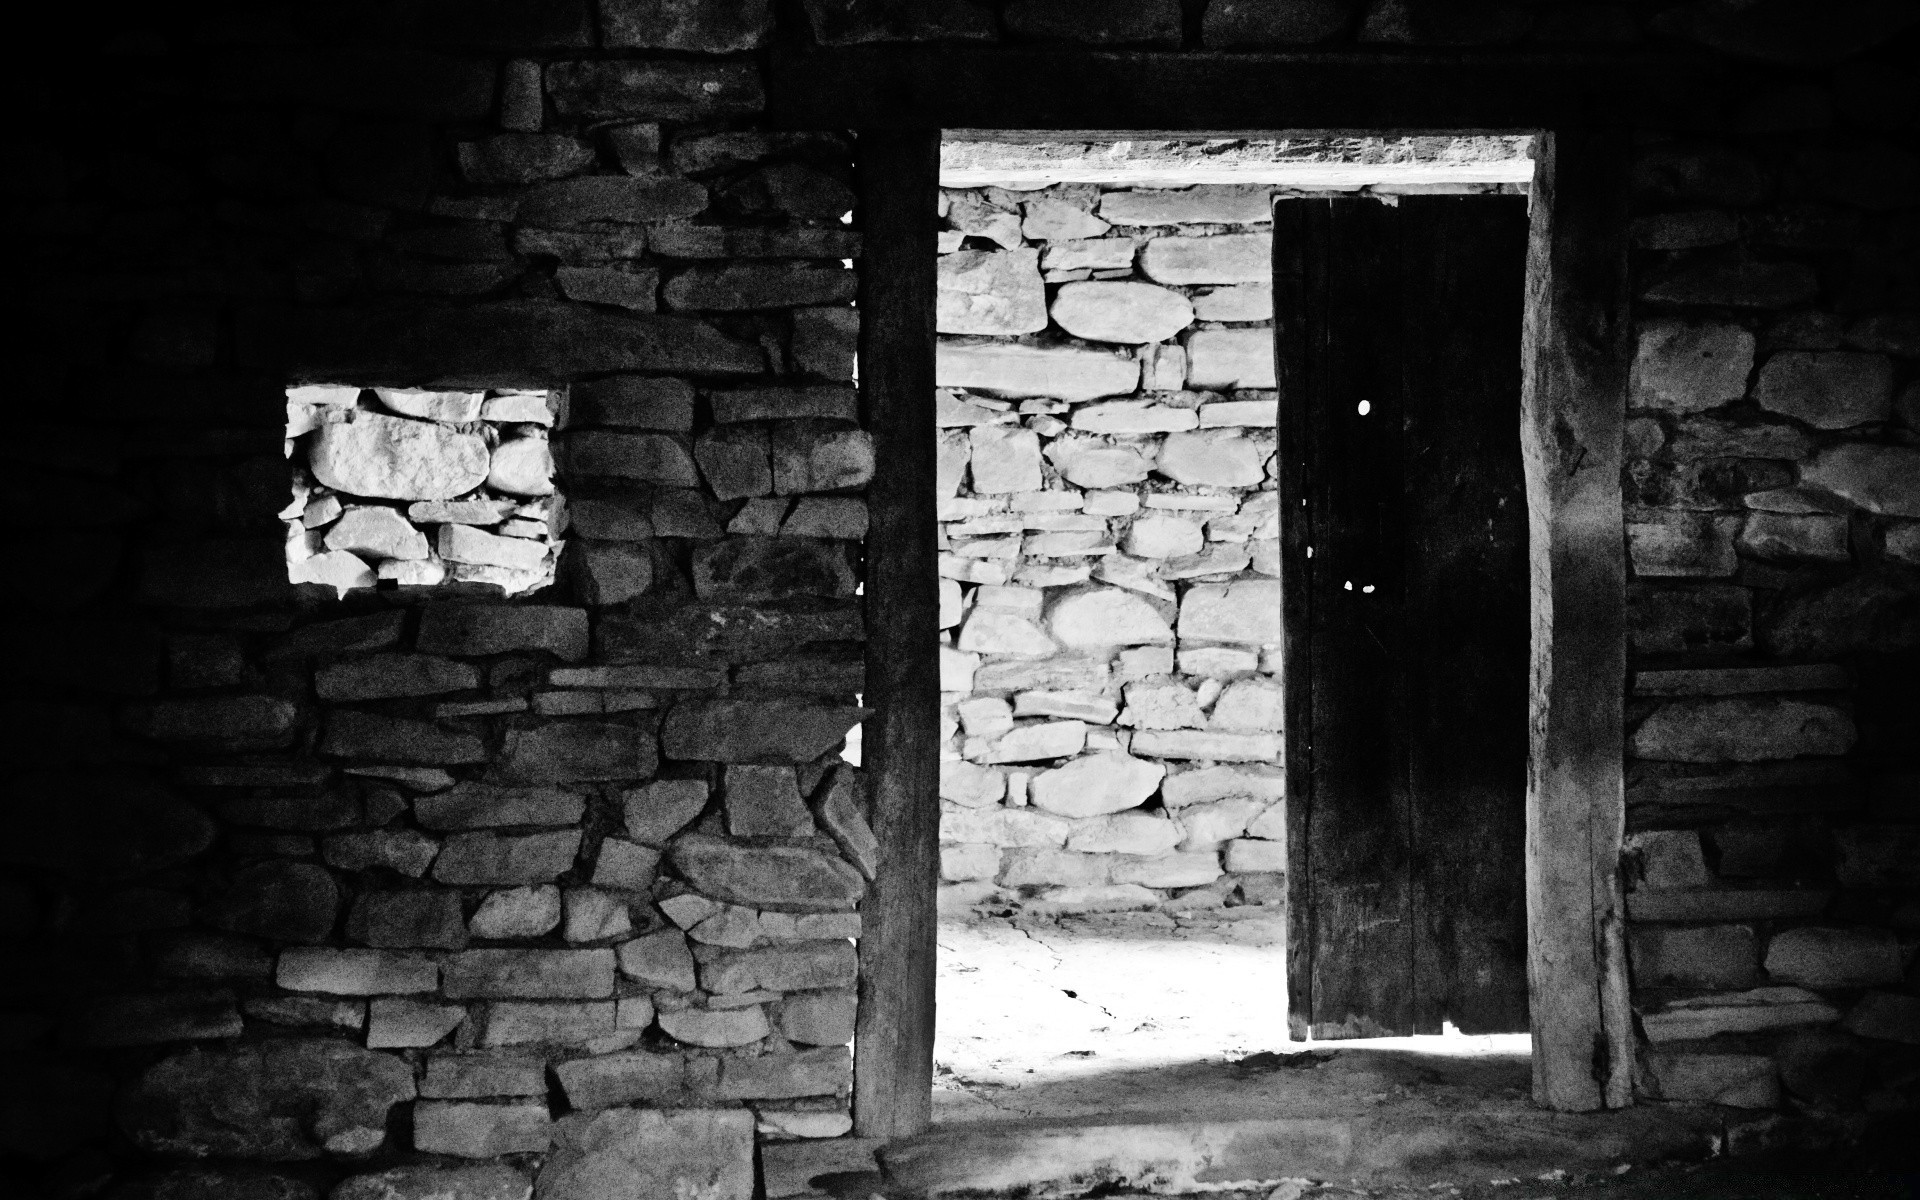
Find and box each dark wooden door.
[1276,195,1531,1039]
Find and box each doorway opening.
[927,132,1538,1127]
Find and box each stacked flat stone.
[932,184,1286,921]
[1619,134,1920,1112]
[284,386,563,597]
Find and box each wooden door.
[1276,195,1532,1039]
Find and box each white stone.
[1141,233,1271,285]
[379,558,449,586]
[1246,804,1284,840]
[966,424,1044,493]
[1124,513,1205,558]
[1000,848,1112,887]
[483,393,555,424]
[956,696,1014,739]
[439,525,547,571]
[937,249,1048,336]
[290,550,375,597]
[941,842,1001,882]
[1210,679,1284,732]
[1639,987,1840,1042]
[1191,284,1273,322]
[1070,401,1200,434]
[1066,811,1183,855]
[288,384,361,407]
[1179,579,1281,646]
[940,761,1005,807]
[323,506,431,561]
[409,498,517,525]
[1121,679,1204,730]
[1084,490,1141,515]
[1162,764,1285,807]
[1025,530,1113,557]
[1141,343,1187,390]
[1199,399,1278,427]
[1186,329,1277,390]
[1028,752,1166,818]
[938,341,1140,402]
[1022,200,1109,241]
[1041,238,1136,272]
[945,191,1023,249]
[1173,796,1264,849]
[1013,691,1118,723]
[1156,430,1267,487]
[1046,437,1156,488]
[309,412,492,501]
[1028,883,1160,912]
[375,388,485,422]
[939,578,963,628]
[1100,186,1272,226]
[1752,350,1893,430]
[939,645,979,692]
[1050,281,1194,345]
[1112,852,1224,888]
[1048,587,1174,647]
[1131,729,1280,762]
[957,608,1056,657]
[565,889,634,943]
[979,720,1087,764]
[940,805,1071,848]
[470,886,561,938]
[1093,555,1175,601]
[302,494,343,528]
[1179,647,1260,677]
[1224,838,1287,872]
[488,437,556,497]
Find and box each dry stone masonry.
[1622,127,1920,1113]
[285,386,564,596]
[932,182,1288,926]
[5,0,1920,1197]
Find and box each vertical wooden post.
[853,127,941,1138]
[1519,128,1635,1111]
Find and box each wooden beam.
[852,128,942,1139]
[1519,128,1635,1112]
[769,45,1721,134]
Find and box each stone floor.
[934,908,1297,1124]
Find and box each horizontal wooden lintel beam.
[768,45,1725,133]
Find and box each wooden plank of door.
[852,127,941,1138]
[1521,129,1635,1111]
[1291,197,1418,1039]
[1398,196,1533,1036]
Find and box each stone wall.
[4,0,1919,1197]
[931,184,1288,923]
[286,385,563,595]
[1621,118,1920,1111]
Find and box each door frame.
[783,55,1647,1133]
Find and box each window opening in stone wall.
[928,132,1534,1130]
[283,385,563,597]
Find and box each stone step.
[876,1106,1723,1198]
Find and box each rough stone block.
[442,949,616,999]
[662,700,867,763]
[420,1055,549,1100]
[119,1040,415,1159]
[555,1051,702,1110]
[316,654,481,702]
[348,890,468,950]
[433,831,582,885]
[277,947,438,995]
[1627,512,1739,577]
[1841,992,1920,1045]
[624,779,710,845]
[1630,697,1855,762]
[664,263,855,311]
[1801,443,1920,517]
[537,1108,753,1200]
[813,770,879,880]
[309,412,490,502]
[1051,280,1193,344]
[469,886,562,939]
[668,835,866,911]
[499,720,658,783]
[1185,329,1278,391]
[937,340,1140,402]
[416,604,587,661]
[414,1101,552,1157]
[572,376,695,430]
[697,942,858,994]
[1629,924,1760,989]
[1737,512,1850,563]
[1753,350,1894,429]
[1629,320,1755,413]
[566,431,699,485]
[938,249,1047,336]
[658,1005,770,1047]
[1642,1052,1778,1108]
[333,1164,533,1200]
[1765,926,1905,987]
[1629,584,1752,654]
[715,1046,850,1100]
[547,59,762,121]
[617,928,698,990]
[1027,752,1165,817]
[1178,578,1283,646]
[366,998,467,1049]
[481,1001,615,1046]
[771,422,875,494]
[1141,232,1272,284]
